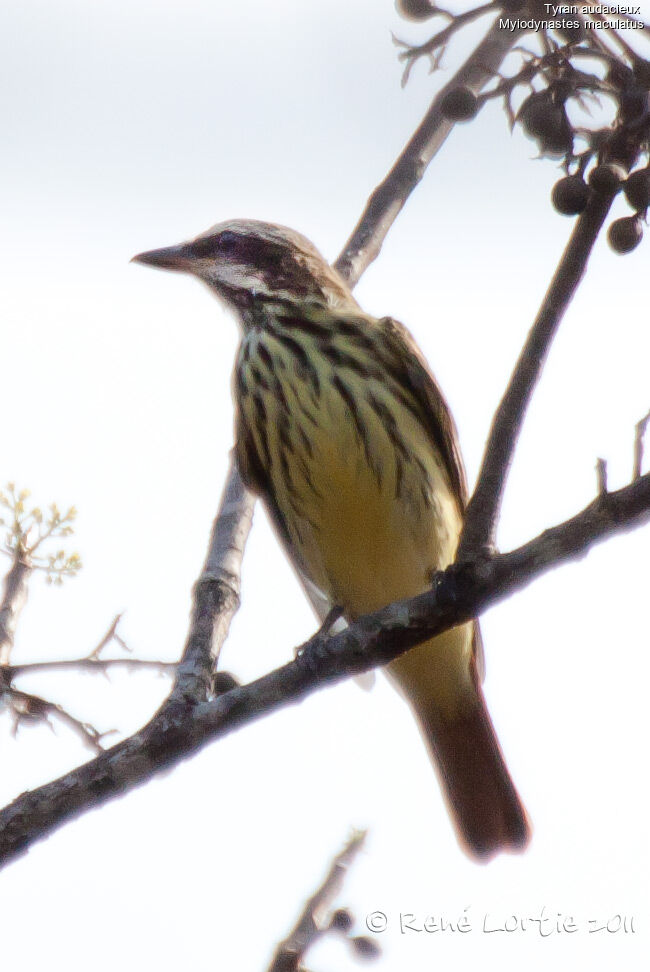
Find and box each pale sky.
[1,1,649,970]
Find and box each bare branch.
[596,457,608,496]
[333,16,524,286]
[395,2,498,86]
[169,455,255,707]
[2,610,172,678]
[87,614,127,660]
[1,611,173,731]
[4,687,107,754]
[5,657,176,679]
[267,831,366,972]
[1,468,649,870]
[457,186,616,560]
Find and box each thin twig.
[395,3,497,86]
[4,687,106,754]
[0,610,173,737]
[457,186,616,560]
[1,467,649,869]
[87,614,127,660]
[5,658,176,678]
[267,831,366,972]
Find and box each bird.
[132,219,531,860]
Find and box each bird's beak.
[131,243,195,272]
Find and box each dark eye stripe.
[189,236,220,258]
[189,231,242,259]
[217,231,239,253]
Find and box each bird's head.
[132,219,355,320]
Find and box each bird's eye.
[217,231,239,254]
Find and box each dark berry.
[552,175,590,215]
[395,0,437,20]
[589,163,626,194]
[330,908,354,933]
[607,216,643,254]
[624,168,650,212]
[440,87,479,122]
[519,95,573,158]
[350,936,381,960]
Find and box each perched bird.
[133,220,531,860]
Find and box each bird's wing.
[375,315,485,679]
[374,315,468,509]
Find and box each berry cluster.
[397,2,650,255]
[552,164,649,253]
[437,45,650,256]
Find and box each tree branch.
[1,469,649,870]
[457,185,616,560]
[266,830,366,972]
[4,686,107,754]
[333,16,523,286]
[0,612,174,751]
[395,2,499,87]
[4,657,176,679]
[168,454,255,707]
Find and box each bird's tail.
[416,680,532,861]
[388,624,531,861]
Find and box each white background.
[1,1,648,969]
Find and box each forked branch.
[266,831,373,971]
[0,468,649,869]
[457,185,617,559]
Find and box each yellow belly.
[297,428,456,615]
[243,359,475,715]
